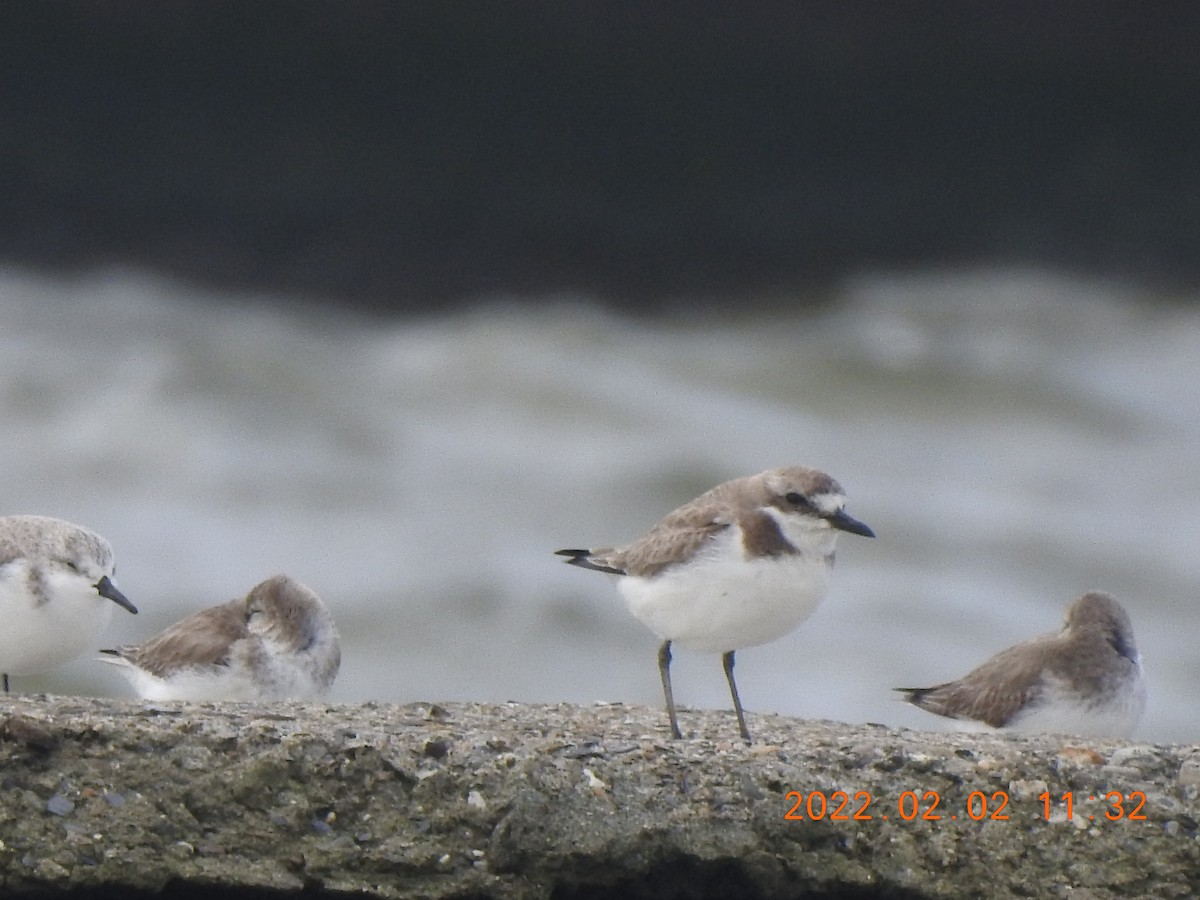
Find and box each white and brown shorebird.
[896,591,1146,738]
[101,574,340,701]
[0,515,137,692]
[557,466,874,742]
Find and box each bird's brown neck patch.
[739,510,800,558]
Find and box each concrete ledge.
[0,696,1197,898]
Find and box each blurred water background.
[3,264,1195,744]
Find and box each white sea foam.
[1,265,1195,742]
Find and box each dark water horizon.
[3,3,1200,310]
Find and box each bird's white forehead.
[808,492,846,515]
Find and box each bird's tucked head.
[245,574,337,655]
[1065,591,1139,663]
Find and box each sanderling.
[0,515,136,691]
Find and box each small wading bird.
[557,466,874,742]
[896,591,1146,739]
[101,574,340,701]
[0,515,137,692]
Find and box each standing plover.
[0,515,136,692]
[558,466,874,742]
[101,574,340,701]
[896,591,1146,738]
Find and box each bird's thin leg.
[2,673,9,693]
[657,640,683,739]
[723,650,752,743]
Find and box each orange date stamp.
[783,790,1148,822]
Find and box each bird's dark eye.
[785,492,807,506]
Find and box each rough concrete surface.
[0,696,1197,898]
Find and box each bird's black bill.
[826,510,875,538]
[96,575,138,614]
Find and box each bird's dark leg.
[723,650,752,743]
[657,640,683,739]
[3,673,9,693]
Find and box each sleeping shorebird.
[897,591,1146,738]
[101,574,340,701]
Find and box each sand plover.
[896,591,1146,738]
[101,574,340,701]
[0,515,136,692]
[558,466,874,742]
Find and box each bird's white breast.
[0,561,117,674]
[109,626,337,702]
[1006,670,1147,739]
[618,526,833,653]
[116,662,255,702]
